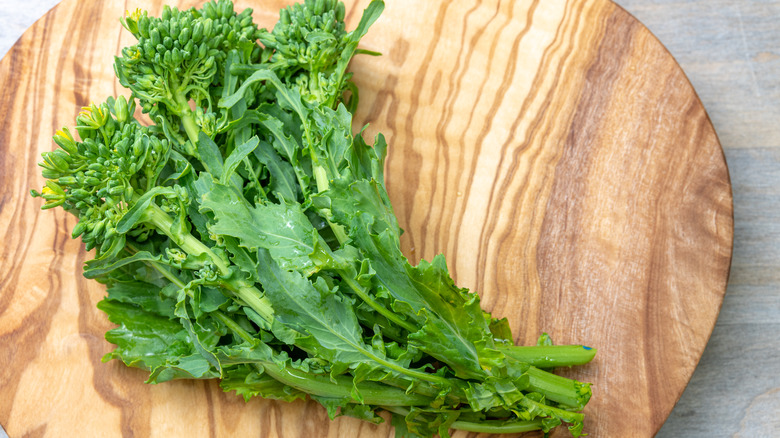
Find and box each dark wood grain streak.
[431,0,505,280]
[0,212,66,424]
[453,0,541,291]
[411,0,537,270]
[426,0,490,271]
[474,0,602,342]
[391,0,450,254]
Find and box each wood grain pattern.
[0,0,733,437]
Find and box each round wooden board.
[0,0,733,437]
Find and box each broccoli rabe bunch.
[116,0,260,146]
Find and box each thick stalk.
[498,344,596,368]
[261,362,431,407]
[381,406,545,434]
[145,203,227,272]
[519,396,585,424]
[173,89,200,146]
[525,365,591,410]
[312,164,349,245]
[181,112,200,146]
[450,418,544,434]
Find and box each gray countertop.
[1,1,778,437]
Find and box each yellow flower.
[127,8,143,23]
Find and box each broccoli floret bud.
[259,0,351,104]
[32,96,169,253]
[256,0,382,110]
[115,1,260,146]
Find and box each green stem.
[147,259,187,288]
[221,282,275,324]
[519,396,585,424]
[343,334,451,388]
[381,406,545,434]
[525,365,591,410]
[261,363,432,407]
[145,203,228,273]
[312,164,349,245]
[228,62,263,76]
[181,112,200,146]
[339,273,418,333]
[450,418,544,434]
[141,256,253,345]
[212,311,255,343]
[144,203,275,324]
[498,344,597,368]
[172,88,200,146]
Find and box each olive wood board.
[0,0,733,436]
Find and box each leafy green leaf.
[221,135,259,184]
[197,131,224,178]
[252,139,299,203]
[83,250,162,279]
[220,364,306,402]
[98,295,219,383]
[198,175,321,274]
[115,186,175,234]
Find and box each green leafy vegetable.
[31,1,596,436]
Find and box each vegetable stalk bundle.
[32,1,596,436]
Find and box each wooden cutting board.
[0,0,733,437]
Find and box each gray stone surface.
[0,0,60,59]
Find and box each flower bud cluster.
[258,0,350,104]
[159,185,191,217]
[117,0,260,116]
[33,97,169,253]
